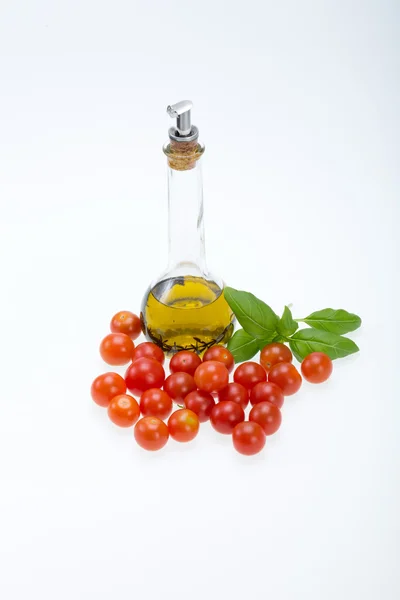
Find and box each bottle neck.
[165,142,206,273]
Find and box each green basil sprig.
[225,287,361,363]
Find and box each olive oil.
[141,276,234,354]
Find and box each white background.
[0,1,399,598]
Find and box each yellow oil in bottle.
[141,276,234,354]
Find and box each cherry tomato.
[260,342,293,371]
[125,358,165,396]
[194,361,229,393]
[233,361,267,390]
[203,345,234,373]
[131,342,165,365]
[110,310,141,340]
[232,421,266,455]
[91,372,127,407]
[249,381,284,408]
[268,362,302,396]
[140,388,173,420]
[249,401,282,436]
[218,382,249,409]
[134,417,169,451]
[107,394,140,427]
[184,390,215,422]
[168,409,199,442]
[100,333,135,366]
[210,400,245,434]
[301,352,333,383]
[170,351,202,376]
[164,372,197,403]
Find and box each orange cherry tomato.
[260,342,293,372]
[168,409,200,442]
[100,333,135,366]
[110,310,141,340]
[134,417,169,451]
[108,394,140,427]
[91,372,127,407]
[203,345,235,373]
[194,361,229,393]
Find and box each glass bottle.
[140,100,234,355]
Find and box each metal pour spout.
[167,100,199,142]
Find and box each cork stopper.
[163,139,204,171]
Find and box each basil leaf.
[224,287,279,341]
[289,328,359,361]
[301,308,361,335]
[227,329,259,363]
[277,306,298,337]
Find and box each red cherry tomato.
[249,401,282,436]
[99,333,135,366]
[107,394,140,427]
[301,352,333,383]
[218,382,249,409]
[110,310,141,340]
[184,390,215,422]
[194,361,229,393]
[203,345,235,373]
[131,342,165,365]
[164,372,197,403]
[168,409,200,442]
[170,351,202,376]
[232,421,266,455]
[91,372,127,407]
[260,342,293,372]
[134,417,169,451]
[140,388,173,420]
[249,381,284,408]
[233,361,267,390]
[268,362,302,396]
[125,358,165,396]
[210,400,245,434]
[232,421,265,456]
